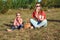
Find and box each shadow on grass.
[47,19,60,22]
[3,19,60,28]
[3,22,13,27]
[4,24,13,27]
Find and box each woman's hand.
[38,15,44,21]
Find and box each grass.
[0,8,60,40]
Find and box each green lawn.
[0,8,60,40]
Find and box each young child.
[7,13,23,31]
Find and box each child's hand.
[15,26,17,28]
[17,17,20,20]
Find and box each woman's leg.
[30,19,38,27]
[37,19,47,28]
[30,19,47,28]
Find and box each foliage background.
[0,0,60,13]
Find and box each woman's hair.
[35,2,43,12]
[36,2,41,6]
[36,2,40,4]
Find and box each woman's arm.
[38,11,46,21]
[38,15,44,21]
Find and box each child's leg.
[17,24,23,29]
[11,26,17,30]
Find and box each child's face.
[16,13,21,18]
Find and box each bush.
[0,0,9,14]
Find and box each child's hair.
[16,12,20,16]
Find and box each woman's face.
[36,4,41,10]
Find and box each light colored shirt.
[13,17,22,26]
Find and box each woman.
[30,2,47,28]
